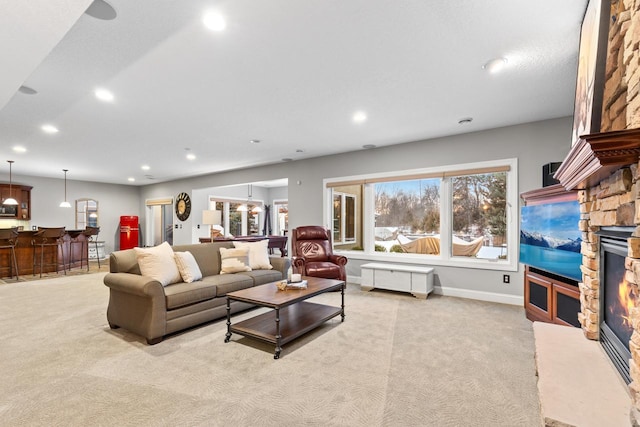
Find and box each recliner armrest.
[328,254,348,266]
[292,257,306,271]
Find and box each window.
[210,198,263,236]
[451,171,507,259]
[375,178,440,253]
[333,192,356,244]
[75,198,98,229]
[324,159,517,270]
[273,200,288,235]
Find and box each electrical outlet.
[503,274,510,284]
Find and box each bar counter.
[1,230,90,278]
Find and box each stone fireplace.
[552,0,640,419]
[557,146,640,419]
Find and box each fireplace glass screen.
[603,250,634,352]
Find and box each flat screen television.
[520,200,582,282]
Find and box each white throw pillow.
[134,241,182,286]
[219,247,252,274]
[174,251,203,283]
[233,240,273,270]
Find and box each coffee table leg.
[274,307,281,359]
[224,297,232,343]
[341,284,345,322]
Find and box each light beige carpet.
[0,273,541,426]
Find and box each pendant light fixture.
[59,169,71,208]
[235,184,263,213]
[3,160,18,205]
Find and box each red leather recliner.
[291,226,348,281]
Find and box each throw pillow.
[219,247,252,274]
[232,240,273,270]
[133,241,182,286]
[174,251,203,283]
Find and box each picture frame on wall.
[571,0,610,146]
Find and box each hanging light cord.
[63,169,68,202]
[8,160,14,198]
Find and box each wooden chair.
[0,227,20,281]
[32,227,66,278]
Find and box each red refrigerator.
[120,215,139,250]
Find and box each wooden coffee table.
[224,276,345,359]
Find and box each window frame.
[323,158,518,272]
[209,196,264,236]
[332,191,357,245]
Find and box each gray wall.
[138,117,574,303]
[0,174,140,255]
[0,117,572,302]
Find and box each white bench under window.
[361,263,434,299]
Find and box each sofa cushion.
[237,269,284,286]
[219,247,251,274]
[164,279,217,310]
[174,251,202,283]
[134,242,182,286]
[214,274,255,297]
[232,240,273,270]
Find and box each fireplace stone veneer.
[576,165,640,413]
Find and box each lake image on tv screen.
[520,200,582,281]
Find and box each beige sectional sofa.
[103,241,290,344]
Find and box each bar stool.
[66,230,84,271]
[32,227,67,278]
[82,226,102,270]
[0,227,20,281]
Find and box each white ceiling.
[0,0,588,186]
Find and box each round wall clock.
[175,192,191,221]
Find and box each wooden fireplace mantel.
[554,128,640,190]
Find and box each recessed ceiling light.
[482,57,508,73]
[250,139,260,144]
[141,165,150,171]
[18,85,37,95]
[203,11,226,31]
[85,0,117,20]
[95,88,114,102]
[41,124,59,134]
[127,177,135,182]
[362,144,376,149]
[353,111,367,123]
[458,117,473,125]
[186,153,196,160]
[12,146,27,153]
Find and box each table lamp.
[202,210,222,239]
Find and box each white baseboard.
[434,286,523,306]
[349,275,522,306]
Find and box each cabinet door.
[375,269,411,292]
[525,272,553,322]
